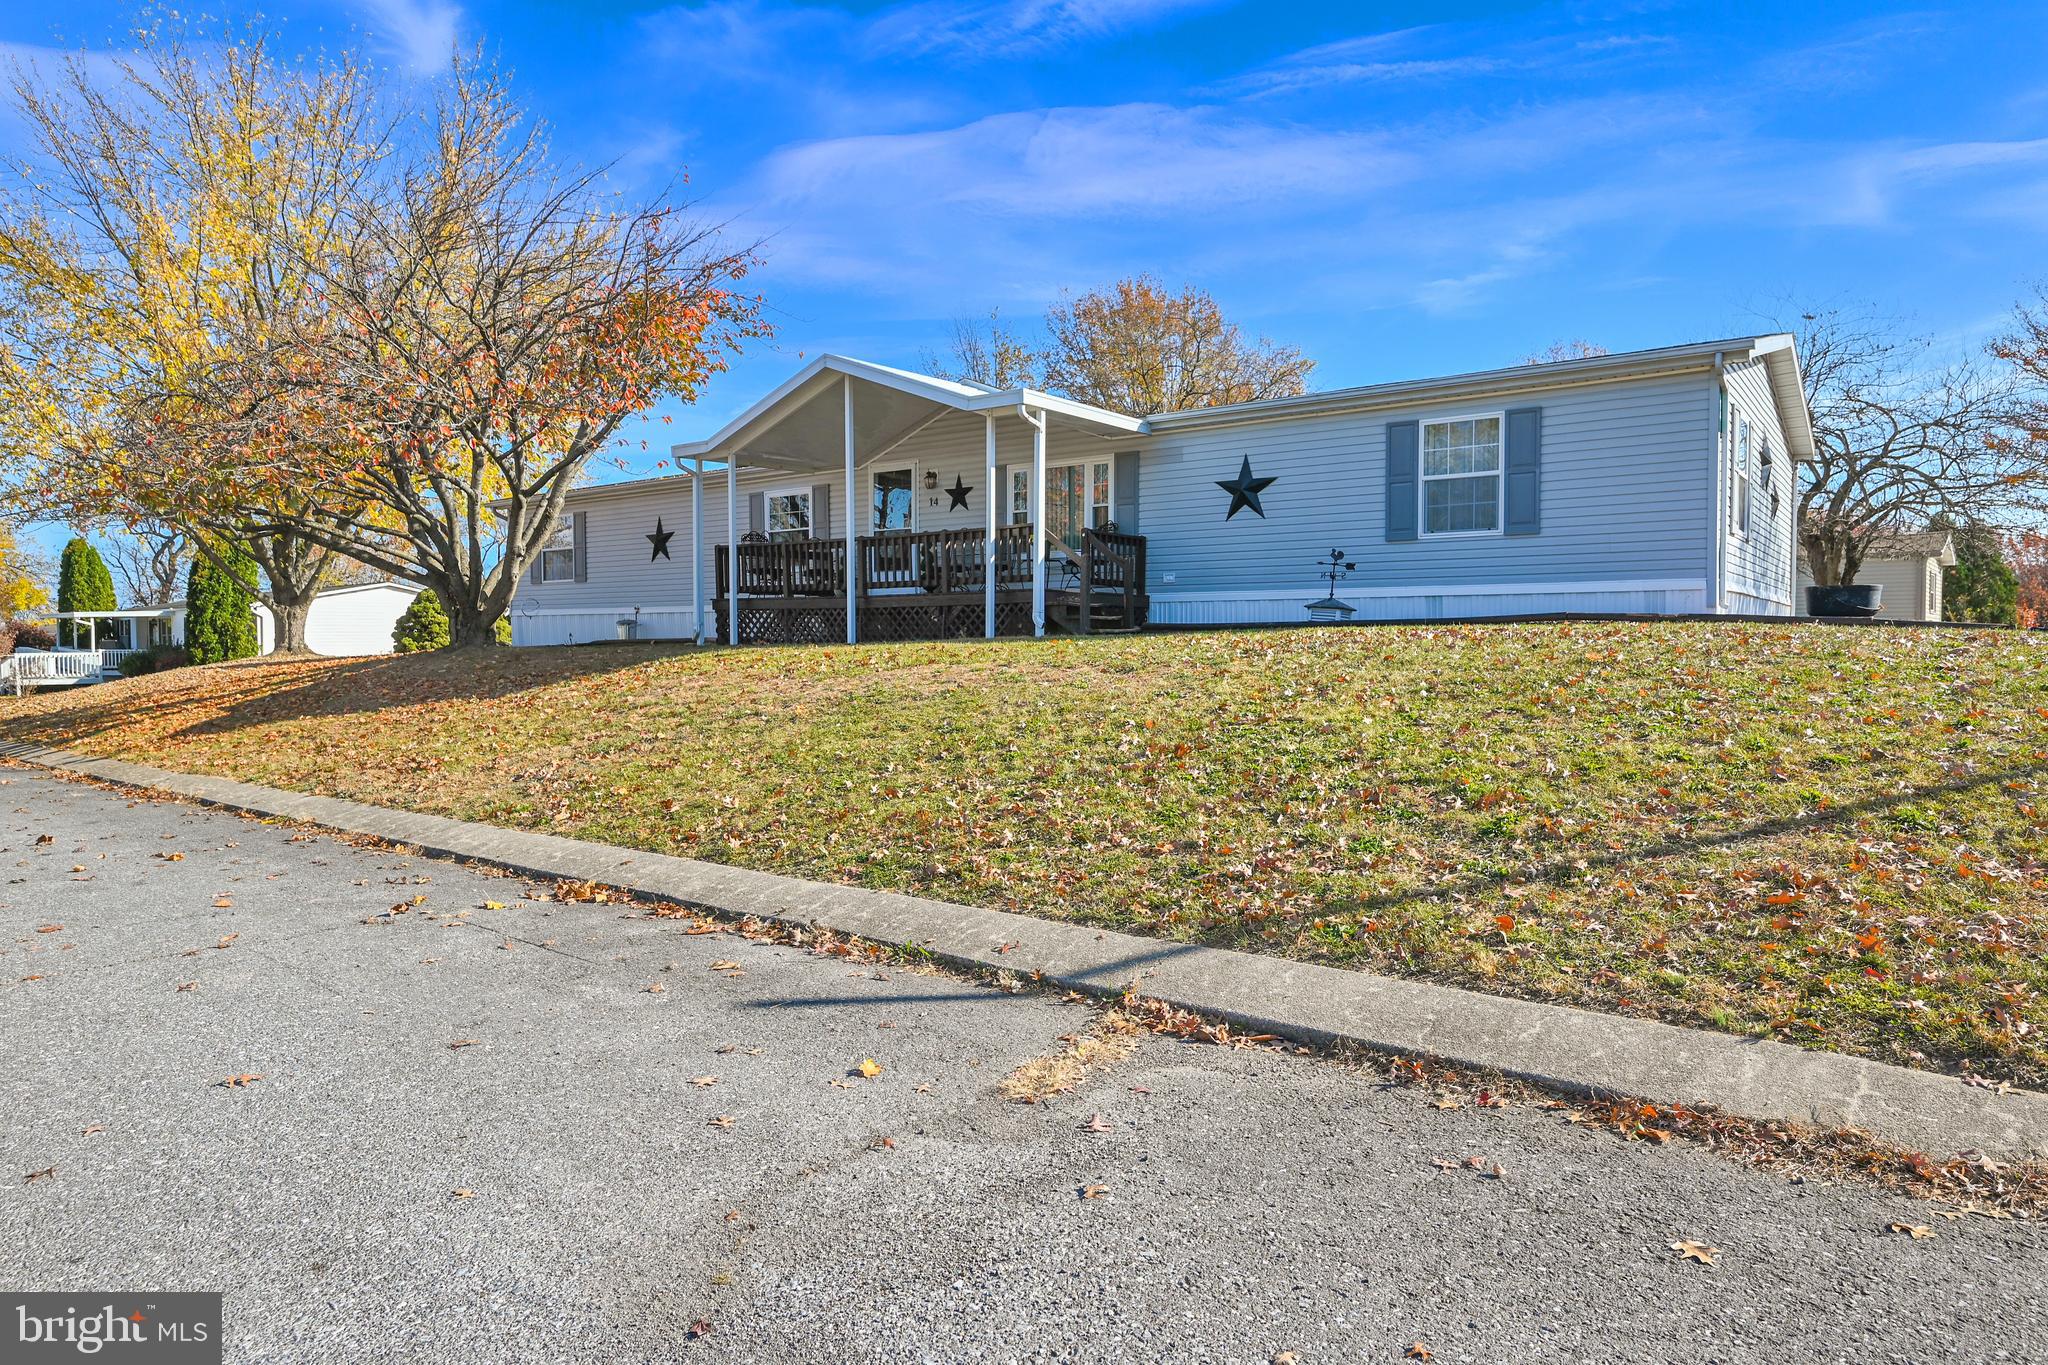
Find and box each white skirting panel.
[1149,581,1709,626]
[509,607,699,647]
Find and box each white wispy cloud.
[865,0,1230,59]
[360,0,462,76]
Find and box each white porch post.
[1026,407,1047,637]
[844,374,858,646]
[691,456,704,645]
[983,413,998,639]
[726,457,739,645]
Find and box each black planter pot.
[1805,584,1883,618]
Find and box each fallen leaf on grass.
[23,1165,55,1183]
[481,901,506,911]
[645,982,666,994]
[215,934,238,950]
[1670,1240,1719,1265]
[1429,1097,1460,1110]
[707,1115,734,1129]
[691,1075,719,1088]
[1079,1184,1110,1200]
[19,975,46,982]
[34,834,52,846]
[1406,1344,1433,1361]
[69,865,84,873]
[213,897,234,909]
[828,1079,853,1089]
[451,1188,475,1199]
[1272,1353,1299,1365]
[81,1123,104,1136]
[217,1074,264,1088]
[174,981,198,992]
[1429,1158,1461,1171]
[155,851,183,862]
[687,1320,712,1340]
[1888,1222,1936,1239]
[1083,1113,1114,1133]
[448,1039,480,1050]
[857,1058,883,1079]
[708,960,743,972]
[34,924,61,934]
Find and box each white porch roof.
[670,354,1143,473]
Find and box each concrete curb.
[8,741,2045,1160]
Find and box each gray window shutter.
[1385,421,1418,542]
[527,539,543,586]
[995,464,1010,523]
[571,510,589,582]
[747,491,765,535]
[1112,451,1139,532]
[1503,406,1542,537]
[810,482,832,539]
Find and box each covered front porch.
[672,356,1149,646]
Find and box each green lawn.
[9,621,2046,1086]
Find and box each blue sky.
[4,0,2047,549]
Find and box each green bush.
[56,538,115,647]
[118,644,191,677]
[185,553,260,664]
[392,592,451,652]
[392,592,512,651]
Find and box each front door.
[1045,460,1111,551]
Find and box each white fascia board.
[1143,337,1783,434]
[956,387,1149,434]
[1747,333,1817,461]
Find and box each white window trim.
[539,523,577,583]
[1418,410,1506,539]
[762,484,813,541]
[869,462,918,534]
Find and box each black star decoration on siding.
[1216,455,1277,520]
[646,517,674,560]
[945,475,974,510]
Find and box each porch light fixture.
[923,470,940,491]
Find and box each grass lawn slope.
[8,621,2046,1087]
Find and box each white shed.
[253,582,424,655]
[1798,531,1955,622]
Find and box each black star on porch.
[945,475,974,511]
[646,517,674,560]
[1215,455,1277,520]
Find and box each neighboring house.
[55,582,423,659]
[510,335,1813,646]
[1796,531,1955,622]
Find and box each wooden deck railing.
[714,523,1146,641]
[859,524,1037,595]
[714,537,849,599]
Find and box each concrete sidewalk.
[7,740,2046,1160]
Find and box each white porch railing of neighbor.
[2,650,108,695]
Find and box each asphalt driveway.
[2,766,2042,1364]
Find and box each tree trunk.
[445,603,501,649]
[268,594,313,654]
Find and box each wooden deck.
[713,526,1147,645]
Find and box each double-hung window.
[539,522,576,582]
[1421,415,1502,535]
[765,489,811,543]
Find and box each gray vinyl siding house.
[509,335,1812,646]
